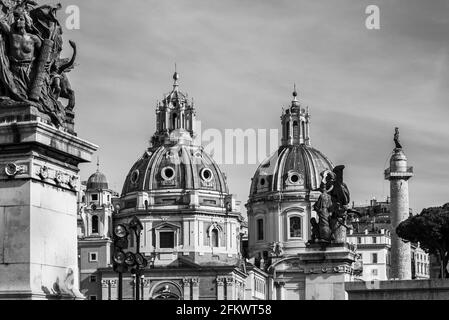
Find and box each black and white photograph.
[0,0,448,310]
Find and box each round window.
[289,172,302,185]
[291,174,299,183]
[260,178,266,186]
[201,168,214,182]
[131,170,140,184]
[161,167,175,181]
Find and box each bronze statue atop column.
[394,127,402,149]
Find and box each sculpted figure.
[329,165,351,243]
[312,166,355,244]
[0,1,77,132]
[394,127,402,149]
[270,242,284,257]
[49,39,76,110]
[309,218,320,244]
[313,170,335,242]
[0,4,40,99]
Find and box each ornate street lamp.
[112,216,148,300]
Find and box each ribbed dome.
[122,144,229,196]
[87,171,109,190]
[249,144,333,197]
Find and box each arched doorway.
[150,282,182,300]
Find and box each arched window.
[257,219,264,241]
[144,200,149,211]
[211,229,219,248]
[286,122,290,138]
[92,215,99,234]
[172,113,178,129]
[289,216,301,238]
[293,121,299,138]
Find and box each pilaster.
[182,278,191,300]
[192,278,199,299]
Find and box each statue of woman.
[313,170,335,242]
[0,6,41,99]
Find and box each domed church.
[247,88,355,300]
[87,73,268,300]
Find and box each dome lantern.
[152,70,197,147]
[281,85,311,147]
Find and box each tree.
[396,203,449,279]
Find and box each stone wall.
[346,279,449,300]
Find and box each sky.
[55,0,449,214]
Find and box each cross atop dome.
[173,63,180,91]
[291,83,300,109]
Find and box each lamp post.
[112,224,128,300]
[128,216,145,300]
[112,216,148,300]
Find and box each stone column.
[101,280,110,300]
[110,280,118,300]
[143,279,151,300]
[226,277,235,300]
[275,281,285,300]
[385,147,413,280]
[192,278,199,300]
[217,277,225,300]
[182,278,191,300]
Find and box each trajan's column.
[385,128,414,280]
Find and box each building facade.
[78,73,268,300]
[347,229,392,281]
[77,167,118,300]
[76,80,430,300]
[246,88,356,300]
[348,199,429,281]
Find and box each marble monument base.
[302,243,356,300]
[0,118,97,300]
[271,243,356,300]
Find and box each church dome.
[122,72,229,196]
[249,88,333,198]
[121,144,229,196]
[249,144,333,197]
[87,170,109,190]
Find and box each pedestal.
[0,119,97,299]
[302,243,356,300]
